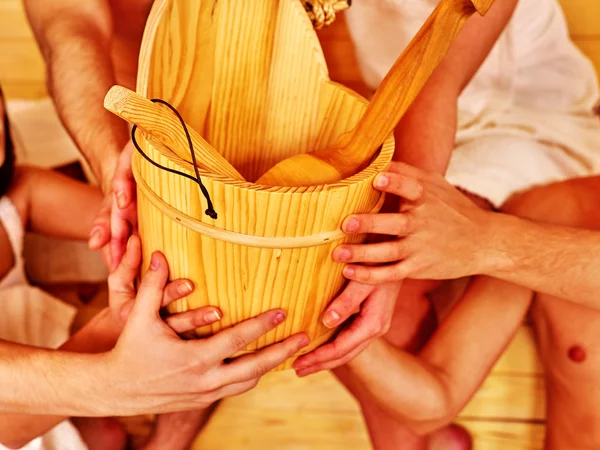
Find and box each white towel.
[345,0,600,205]
[0,285,87,450]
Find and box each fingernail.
[116,190,128,209]
[299,336,310,347]
[205,309,222,323]
[335,247,352,262]
[273,312,286,325]
[89,226,101,239]
[296,369,311,378]
[343,266,356,278]
[374,174,389,188]
[343,217,360,233]
[120,305,130,322]
[178,280,193,295]
[150,253,160,270]
[292,356,306,370]
[126,236,134,250]
[88,227,102,247]
[323,310,341,328]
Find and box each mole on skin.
[568,345,587,363]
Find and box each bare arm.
[394,0,518,173]
[8,166,103,240]
[0,309,121,449]
[346,276,532,434]
[484,215,600,307]
[24,0,128,192]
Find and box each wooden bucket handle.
[134,156,384,249]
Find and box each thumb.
[113,140,135,210]
[130,251,170,320]
[107,235,142,319]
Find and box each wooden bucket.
[133,0,395,369]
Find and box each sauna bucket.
[132,0,395,370]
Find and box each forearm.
[0,341,111,417]
[45,34,126,191]
[0,312,120,448]
[484,214,600,307]
[392,83,457,174]
[26,3,128,191]
[17,166,103,240]
[394,0,518,174]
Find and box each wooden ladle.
[256,0,495,187]
[104,85,245,182]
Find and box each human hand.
[96,236,309,416]
[293,280,401,376]
[88,140,137,271]
[332,162,495,283]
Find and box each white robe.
[345,0,600,205]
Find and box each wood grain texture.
[133,0,395,369]
[0,1,46,99]
[104,85,245,181]
[256,0,494,187]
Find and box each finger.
[204,378,260,404]
[218,333,310,384]
[112,141,135,210]
[295,340,371,377]
[333,240,409,265]
[343,261,414,285]
[89,195,112,250]
[107,235,143,318]
[294,293,393,370]
[165,306,223,335]
[341,213,413,236]
[162,279,194,308]
[110,199,137,271]
[202,309,288,361]
[132,251,170,317]
[292,319,373,371]
[118,278,201,323]
[110,142,137,270]
[386,161,429,180]
[322,281,374,329]
[374,172,424,202]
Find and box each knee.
[97,418,127,449]
[501,181,587,227]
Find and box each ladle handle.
[104,85,245,181]
[343,0,493,163]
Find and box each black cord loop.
[130,99,217,219]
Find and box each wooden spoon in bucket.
[104,85,245,182]
[256,0,495,187]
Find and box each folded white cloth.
[0,197,26,289]
[0,286,87,450]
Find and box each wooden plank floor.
[2,1,599,449]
